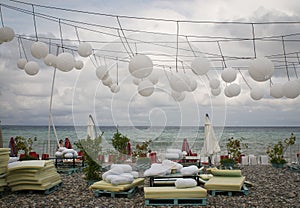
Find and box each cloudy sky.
[0,0,300,127]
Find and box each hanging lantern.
[17,58,27,70]
[102,76,113,87]
[44,54,57,67]
[270,83,283,98]
[169,74,186,92]
[191,56,210,75]
[0,26,15,42]
[171,91,185,102]
[225,83,241,97]
[110,84,120,93]
[129,54,153,78]
[148,71,159,85]
[282,80,300,99]
[24,61,39,76]
[138,80,154,97]
[248,57,274,82]
[77,42,93,57]
[187,77,198,92]
[224,86,234,98]
[211,87,221,96]
[74,60,84,70]
[221,67,237,83]
[209,78,220,89]
[31,41,49,59]
[250,86,264,100]
[56,52,75,72]
[96,65,108,80]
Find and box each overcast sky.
[0,0,300,127]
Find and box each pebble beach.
[0,165,299,208]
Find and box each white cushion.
[180,165,199,176]
[55,151,63,157]
[110,164,132,173]
[175,178,197,188]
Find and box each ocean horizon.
[2,125,300,163]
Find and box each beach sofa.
[204,168,248,196]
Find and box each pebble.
[0,165,299,207]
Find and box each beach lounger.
[89,178,145,198]
[204,176,248,196]
[144,186,207,206]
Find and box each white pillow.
[165,153,180,159]
[131,171,139,178]
[180,165,199,176]
[110,164,132,173]
[55,151,63,157]
[58,147,67,152]
[175,178,197,188]
[110,175,134,185]
[144,164,170,177]
[64,152,74,158]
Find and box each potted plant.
[75,133,103,184]
[266,133,296,168]
[220,137,247,168]
[132,139,152,158]
[112,129,130,157]
[15,136,38,160]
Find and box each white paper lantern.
[56,52,75,72]
[211,87,221,96]
[148,72,159,85]
[187,77,198,92]
[31,41,49,59]
[221,67,237,83]
[228,83,241,97]
[191,56,210,75]
[0,26,15,42]
[248,57,274,82]
[224,86,234,98]
[24,61,39,76]
[209,79,220,89]
[44,54,57,67]
[138,80,154,97]
[17,58,27,70]
[282,80,300,99]
[171,91,185,102]
[110,84,120,93]
[102,76,113,87]
[169,74,186,92]
[250,86,264,100]
[77,42,93,57]
[129,54,153,78]
[270,83,283,98]
[132,78,141,85]
[75,60,84,70]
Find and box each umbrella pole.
[0,120,3,148]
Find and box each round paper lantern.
[211,87,221,96]
[138,80,154,97]
[77,42,93,57]
[24,61,39,76]
[0,26,15,42]
[191,56,210,75]
[250,86,264,100]
[129,54,153,78]
[224,86,234,98]
[44,54,57,67]
[228,83,241,97]
[96,65,108,80]
[187,77,197,92]
[148,72,159,85]
[248,57,274,82]
[282,80,300,99]
[221,67,237,83]
[209,78,220,89]
[17,58,27,70]
[132,78,141,85]
[169,75,186,92]
[75,60,84,70]
[171,91,185,102]
[31,41,48,59]
[56,52,75,72]
[102,76,113,87]
[110,84,120,93]
[270,83,283,98]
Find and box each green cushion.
[211,169,242,177]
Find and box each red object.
[9,137,16,157]
[220,155,229,160]
[149,152,157,163]
[78,151,83,156]
[42,154,49,160]
[98,155,104,162]
[182,138,191,155]
[126,141,132,156]
[65,137,72,149]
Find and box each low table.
[149,173,200,187]
[47,156,84,168]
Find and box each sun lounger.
[144,186,207,206]
[89,178,145,198]
[204,176,248,196]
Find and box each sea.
[2,125,300,163]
